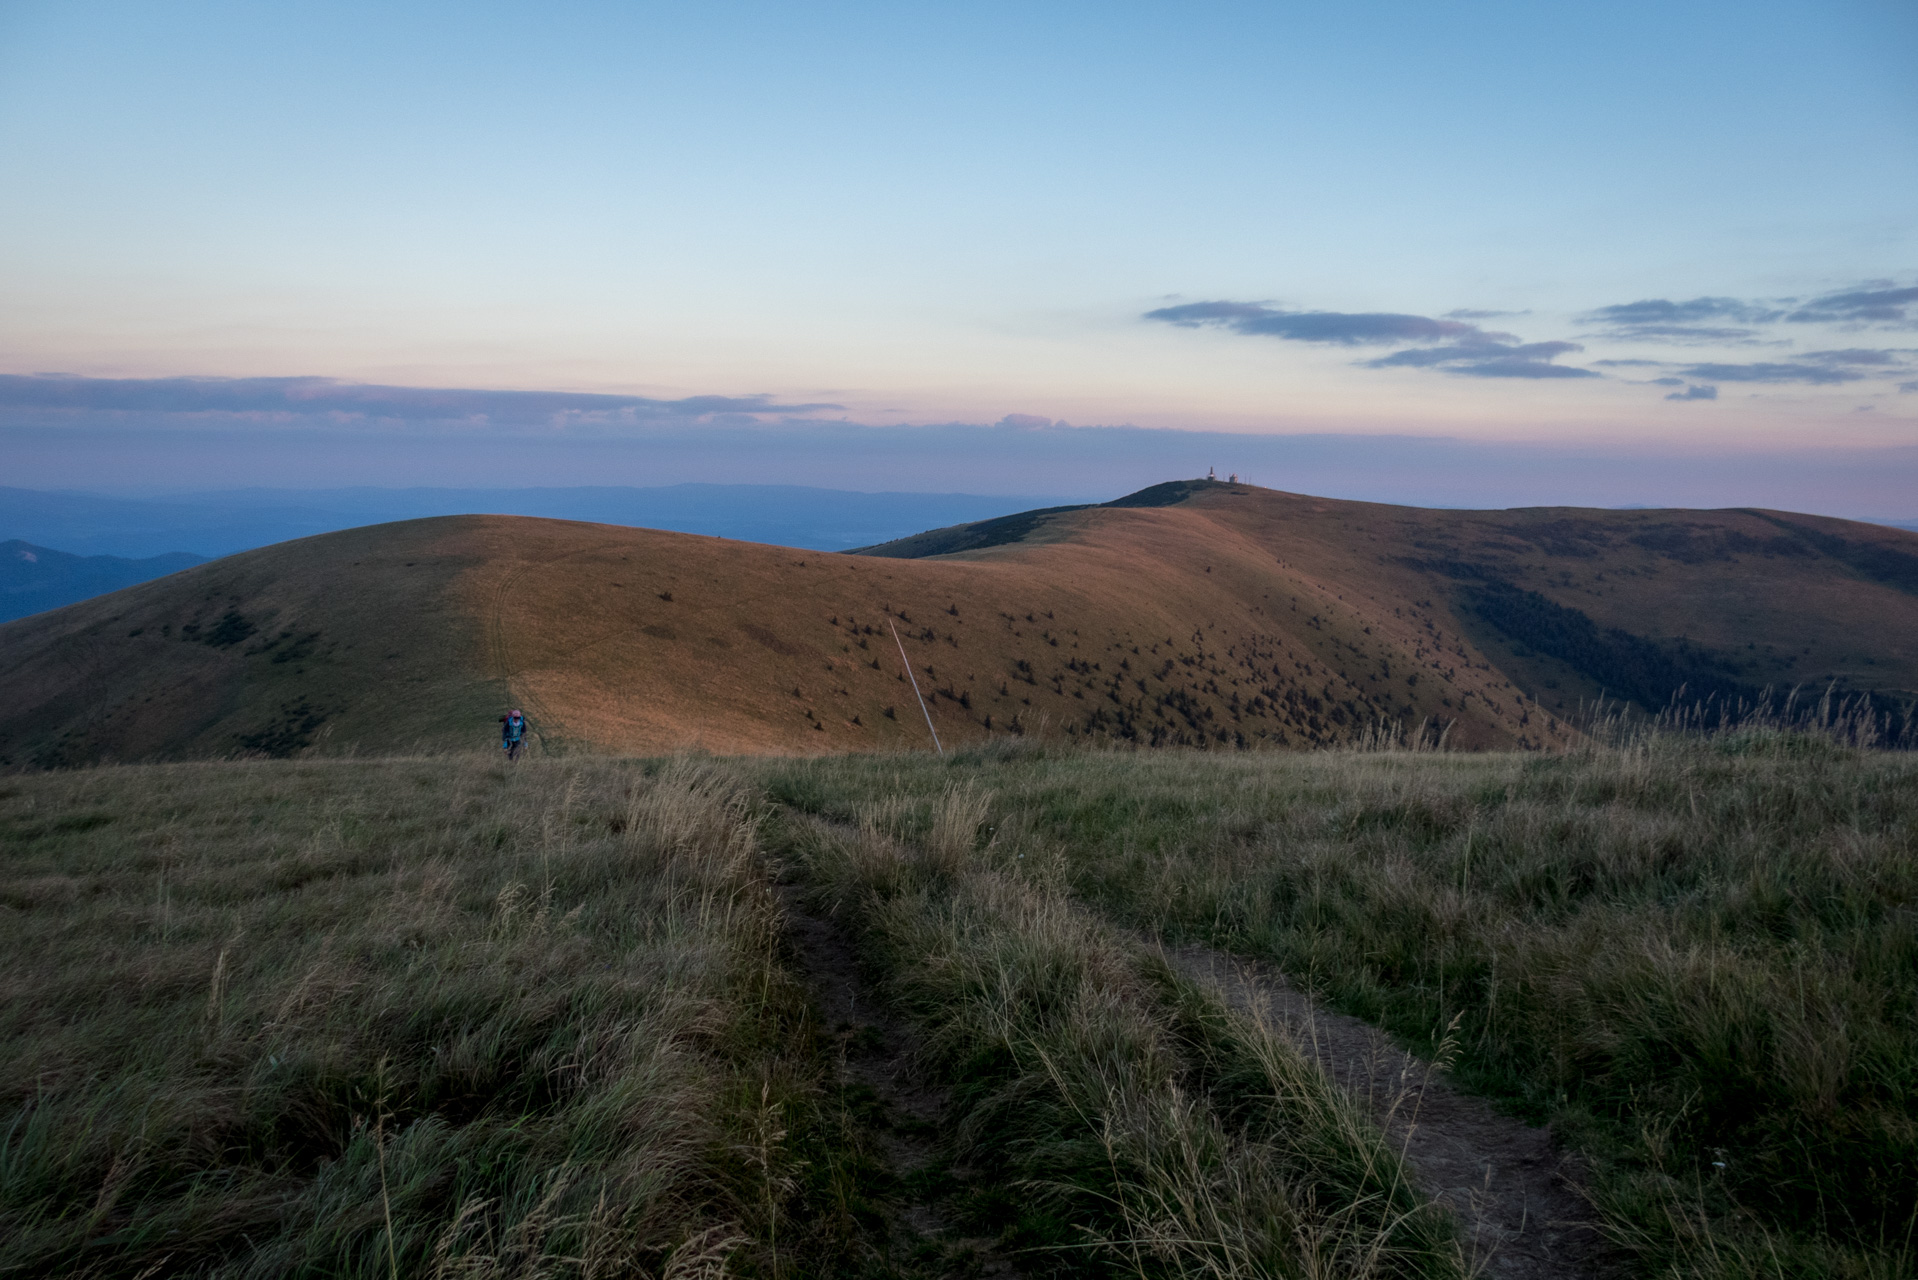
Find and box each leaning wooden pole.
[889,618,944,755]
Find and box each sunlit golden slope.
[4,479,1914,766]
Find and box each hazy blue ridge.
[0,484,1082,562]
[0,541,208,623]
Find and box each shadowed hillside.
[4,481,1915,765]
[0,522,507,769]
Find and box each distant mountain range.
[0,485,1081,561]
[0,541,208,625]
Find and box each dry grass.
[776,787,1465,1279]
[761,732,1918,1278]
[0,517,508,770]
[9,721,1916,1278]
[0,756,852,1278]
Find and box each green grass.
[774,794,1463,1278]
[0,756,894,1278]
[759,734,1918,1278]
[8,732,1916,1278]
[2,752,1466,1280]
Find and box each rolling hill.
[3,479,1914,767]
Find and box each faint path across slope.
[1162,944,1613,1280]
[774,884,1024,1278]
[485,543,622,752]
[487,558,543,725]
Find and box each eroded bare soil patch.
[1164,943,1615,1280]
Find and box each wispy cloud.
[1786,283,1918,327]
[1672,361,1863,385]
[0,375,843,427]
[1580,296,1784,343]
[1583,281,1918,344]
[1367,340,1597,379]
[1674,349,1912,385]
[1572,297,1779,345]
[1143,301,1594,379]
[1143,301,1491,346]
[1664,384,1718,401]
[1599,347,1915,388]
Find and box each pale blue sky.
[1,0,1915,494]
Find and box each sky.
[2,1,1916,512]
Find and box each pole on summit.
[889,619,944,755]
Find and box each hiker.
[499,708,528,761]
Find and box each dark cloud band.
[0,375,842,426]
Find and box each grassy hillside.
[4,482,1915,767]
[0,520,506,769]
[869,482,1918,725]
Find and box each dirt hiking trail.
[774,884,1024,1278]
[1164,943,1615,1280]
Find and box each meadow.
[0,758,891,1278]
[762,732,1918,1278]
[2,730,1914,1278]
